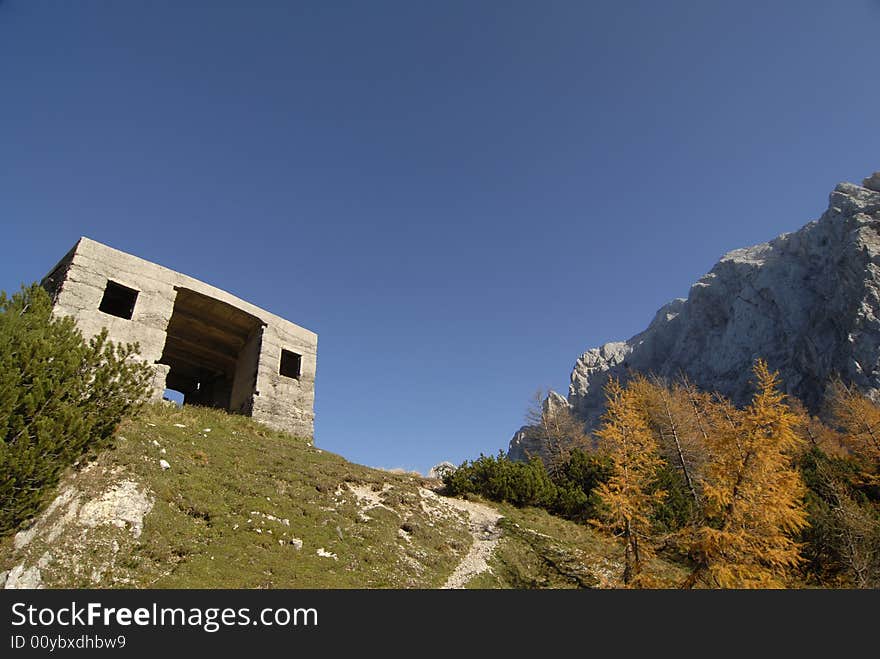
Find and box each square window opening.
[98,280,138,320]
[279,349,302,380]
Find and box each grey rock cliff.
[510,172,880,457]
[508,391,572,463]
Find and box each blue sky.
[2,1,878,474]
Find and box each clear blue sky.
[2,1,878,474]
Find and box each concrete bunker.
[158,287,265,413]
[42,237,318,438]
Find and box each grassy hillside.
[469,506,686,589]
[1,403,685,588]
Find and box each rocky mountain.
[510,172,880,461]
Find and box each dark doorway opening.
[157,288,264,413]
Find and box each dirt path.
[440,497,503,589]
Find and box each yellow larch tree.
[682,360,809,588]
[593,378,666,587]
[632,376,708,512]
[788,397,847,458]
[828,379,880,468]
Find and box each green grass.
[2,403,471,588]
[2,403,688,589]
[460,501,687,589]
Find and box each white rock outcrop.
[3,477,154,589]
[78,481,154,539]
[427,462,457,480]
[510,173,880,458]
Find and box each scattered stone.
[159,459,170,471]
[173,423,186,428]
[439,495,503,589]
[290,538,303,550]
[316,548,337,560]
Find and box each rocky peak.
[510,172,880,458]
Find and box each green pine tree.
[1,283,152,536]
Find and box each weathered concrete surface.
[42,237,317,438]
[509,172,880,458]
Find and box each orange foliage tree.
[828,379,880,469]
[592,379,666,586]
[681,361,808,588]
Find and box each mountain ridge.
[510,172,880,461]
